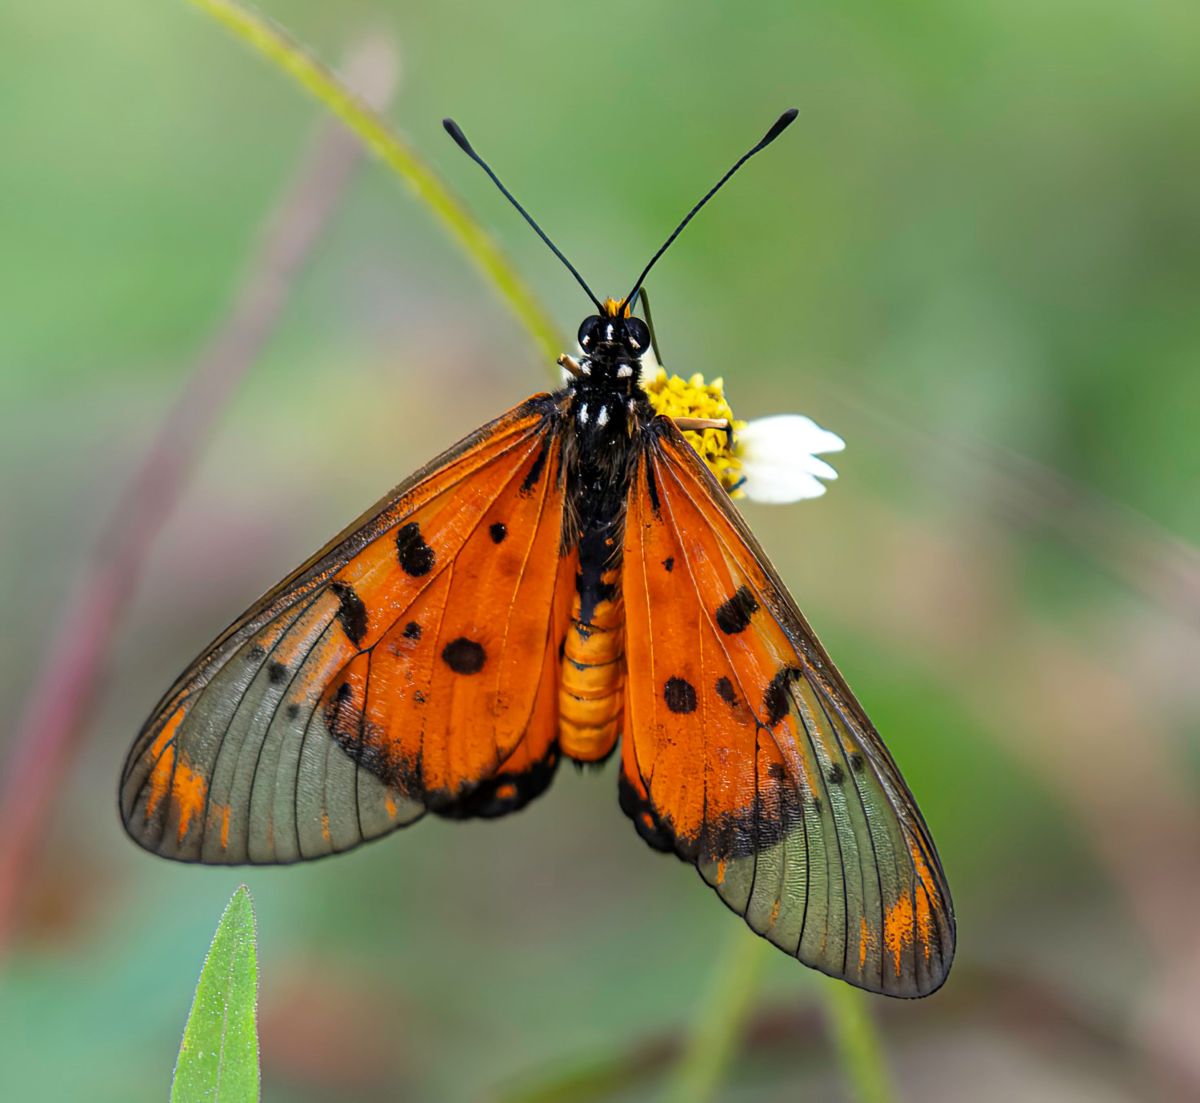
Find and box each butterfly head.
[577,306,651,364]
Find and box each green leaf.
[171,886,260,1103]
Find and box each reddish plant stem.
[0,40,397,954]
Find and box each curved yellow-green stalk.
[185,0,563,369]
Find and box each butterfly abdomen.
[559,562,624,762]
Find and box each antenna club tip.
[764,107,800,144]
[442,118,473,154]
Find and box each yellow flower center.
[640,367,746,496]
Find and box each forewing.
[121,394,572,864]
[620,419,954,997]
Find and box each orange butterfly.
[121,109,953,997]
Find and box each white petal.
[737,414,844,504]
[739,463,828,502]
[800,454,840,482]
[739,414,845,460]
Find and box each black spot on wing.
[715,586,759,635]
[489,521,507,544]
[286,703,300,720]
[520,437,550,495]
[403,621,422,640]
[618,772,676,853]
[691,774,805,863]
[644,459,661,514]
[663,676,697,714]
[763,666,802,726]
[715,676,738,708]
[324,680,361,747]
[849,751,865,773]
[395,522,435,577]
[827,762,845,784]
[247,645,266,662]
[433,746,561,820]
[620,755,807,866]
[662,556,674,572]
[267,661,288,684]
[442,637,486,675]
[329,581,368,646]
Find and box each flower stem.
[184,0,563,364]
[824,982,897,1103]
[658,930,771,1103]
[659,925,897,1103]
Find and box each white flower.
[736,414,845,503]
[566,356,845,504]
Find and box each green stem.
[185,0,563,365]
[660,929,898,1103]
[824,982,897,1103]
[659,930,771,1103]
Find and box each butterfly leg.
[672,416,734,452]
[558,353,584,378]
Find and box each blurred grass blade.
[824,983,895,1103]
[659,929,771,1103]
[185,0,562,365]
[172,886,260,1103]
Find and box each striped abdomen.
[559,563,624,762]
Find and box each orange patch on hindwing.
[858,916,873,972]
[172,754,208,843]
[144,708,185,820]
[142,705,214,843]
[908,840,937,960]
[213,803,232,850]
[883,894,916,977]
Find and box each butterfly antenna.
[443,119,604,313]
[619,108,799,313]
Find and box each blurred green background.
[2,1,1198,1099]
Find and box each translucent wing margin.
[619,418,954,997]
[120,393,571,864]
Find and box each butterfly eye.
[624,317,651,355]
[577,316,605,350]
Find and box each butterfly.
[120,108,954,998]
